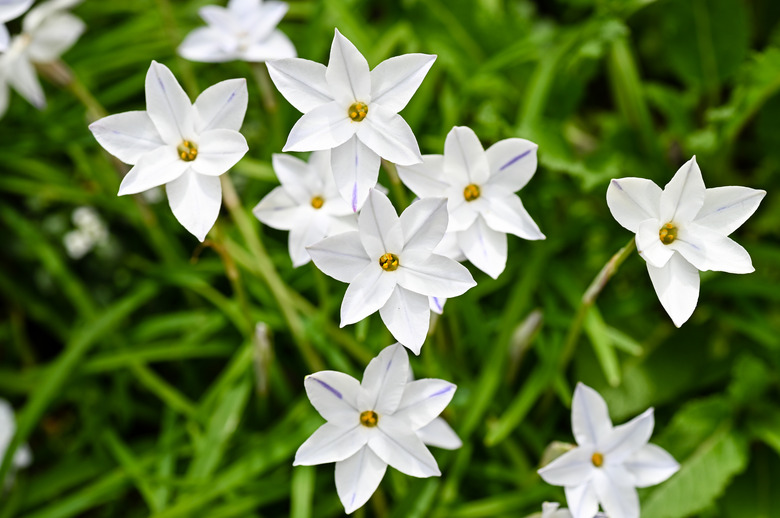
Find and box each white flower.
[252,150,357,267]
[0,0,84,116]
[606,156,766,326]
[267,28,434,211]
[539,502,607,518]
[295,343,459,514]
[397,126,545,279]
[0,399,32,482]
[178,0,295,63]
[0,0,33,51]
[89,60,249,241]
[63,206,109,259]
[538,383,679,518]
[307,189,476,354]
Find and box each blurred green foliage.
[0,0,779,516]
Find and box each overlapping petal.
[457,216,507,279]
[592,469,640,518]
[636,219,674,268]
[288,217,329,267]
[118,146,189,196]
[340,264,396,325]
[399,197,448,253]
[252,187,302,231]
[331,135,381,211]
[247,0,288,38]
[396,155,448,199]
[166,171,222,242]
[646,253,700,327]
[190,128,248,176]
[335,446,387,515]
[606,178,663,233]
[357,104,422,166]
[370,53,436,113]
[565,483,599,518]
[88,111,165,165]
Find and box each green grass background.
[1,0,779,516]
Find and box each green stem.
[250,62,278,114]
[381,159,409,210]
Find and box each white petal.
[571,383,613,447]
[606,178,663,233]
[428,296,446,315]
[252,186,302,231]
[660,156,706,224]
[396,251,475,298]
[89,111,165,165]
[358,343,409,415]
[307,231,371,283]
[564,483,599,518]
[370,414,440,477]
[396,155,448,198]
[332,134,381,212]
[623,443,679,488]
[22,0,80,33]
[671,223,754,274]
[537,447,595,486]
[304,371,360,422]
[646,253,700,327]
[600,408,653,462]
[326,29,370,105]
[370,53,436,113]
[193,78,248,132]
[446,192,480,232]
[294,422,367,466]
[357,104,422,166]
[592,469,640,518]
[417,417,462,450]
[458,217,507,279]
[178,27,235,63]
[340,263,396,325]
[199,5,240,33]
[434,230,465,261]
[288,217,328,267]
[0,0,33,23]
[166,171,222,241]
[8,54,45,109]
[266,57,333,113]
[485,138,538,192]
[444,126,489,185]
[283,100,354,151]
[243,30,297,61]
[379,286,430,355]
[145,61,195,144]
[227,0,260,16]
[26,12,84,62]
[247,1,288,38]
[0,24,8,52]
[479,189,545,240]
[399,197,448,253]
[190,129,248,176]
[118,146,189,196]
[636,219,674,268]
[395,379,456,430]
[335,446,387,514]
[271,153,314,204]
[358,189,403,259]
[694,186,766,236]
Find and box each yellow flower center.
[359,410,378,427]
[348,102,369,122]
[591,452,604,467]
[177,140,198,162]
[378,253,399,271]
[463,183,481,202]
[310,196,324,209]
[659,222,678,245]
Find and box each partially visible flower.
[607,156,766,326]
[63,206,109,259]
[538,383,679,518]
[0,0,33,51]
[89,61,249,241]
[295,343,458,514]
[539,501,607,518]
[397,126,545,279]
[253,150,357,267]
[0,398,32,485]
[267,29,434,211]
[307,189,476,354]
[178,0,295,63]
[0,0,84,116]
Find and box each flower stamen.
[378,252,399,271]
[311,195,324,209]
[359,410,378,427]
[177,140,198,162]
[348,102,368,122]
[659,222,678,245]
[463,183,481,202]
[591,452,604,467]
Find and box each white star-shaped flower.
[538,383,679,518]
[0,0,84,117]
[178,0,295,63]
[0,0,33,51]
[267,28,434,211]
[0,398,32,482]
[307,189,476,354]
[252,150,357,267]
[295,343,459,514]
[540,501,607,518]
[89,60,249,241]
[397,126,545,279]
[606,156,766,326]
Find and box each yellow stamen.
[359,410,378,427]
[378,252,399,271]
[348,102,368,122]
[463,183,481,202]
[311,196,324,209]
[591,452,604,467]
[177,140,198,162]
[659,222,678,245]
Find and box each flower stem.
[381,159,409,211]
[40,60,106,122]
[250,62,278,114]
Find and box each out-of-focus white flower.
[539,501,607,518]
[89,61,249,241]
[63,206,109,259]
[296,343,458,514]
[252,150,357,267]
[0,0,84,116]
[538,383,679,518]
[267,29,434,211]
[178,0,295,63]
[0,0,33,51]
[607,156,766,326]
[0,398,32,485]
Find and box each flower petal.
[458,216,507,279]
[485,138,538,192]
[538,447,595,486]
[304,370,361,422]
[335,446,387,514]
[396,251,476,298]
[417,417,462,450]
[564,483,600,518]
[247,1,288,38]
[178,27,235,63]
[357,104,422,166]
[326,29,370,105]
[396,155,448,198]
[193,78,248,133]
[444,126,489,185]
[307,231,371,283]
[636,219,674,268]
[694,186,766,236]
[399,197,448,253]
[606,178,663,233]
[145,61,195,144]
[600,408,653,462]
[331,134,381,212]
[199,5,240,33]
[358,189,403,259]
[283,100,354,152]
[252,186,302,231]
[370,53,436,113]
[166,171,222,242]
[646,253,700,327]
[623,443,679,488]
[370,414,440,477]
[446,191,480,232]
[271,153,315,204]
[659,156,706,224]
[0,24,8,52]
[288,217,329,267]
[7,54,45,109]
[592,468,640,518]
[266,57,333,113]
[118,146,189,196]
[89,111,165,165]
[671,223,755,274]
[190,129,248,176]
[25,12,85,62]
[294,422,367,466]
[395,379,456,430]
[358,343,409,415]
[242,30,296,61]
[340,263,396,325]
[0,0,33,23]
[429,296,446,315]
[572,383,613,447]
[478,190,545,240]
[379,286,430,355]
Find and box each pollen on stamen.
[311,195,324,209]
[659,222,678,245]
[177,140,198,162]
[591,452,604,467]
[359,410,378,427]
[463,183,481,202]
[378,252,399,271]
[348,102,368,122]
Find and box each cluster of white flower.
[62,206,109,259]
